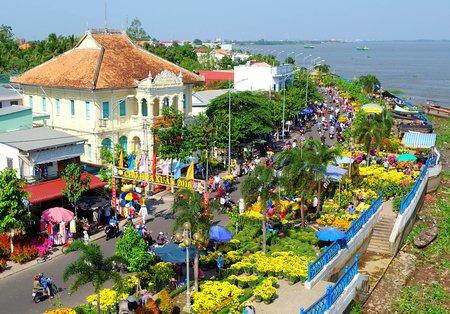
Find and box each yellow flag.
[119,151,124,168]
[186,161,194,181]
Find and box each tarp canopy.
[361,103,383,114]
[326,164,347,181]
[403,132,436,149]
[152,243,197,263]
[334,156,354,164]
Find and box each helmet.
[38,273,43,278]
[159,232,164,235]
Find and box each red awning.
[25,173,106,204]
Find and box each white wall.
[234,65,272,91]
[0,144,20,177]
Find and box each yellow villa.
[13,29,202,165]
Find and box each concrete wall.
[0,144,20,177]
[305,202,383,289]
[325,274,364,314]
[389,172,428,255]
[427,164,442,193]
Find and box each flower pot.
[254,297,262,303]
[263,298,273,304]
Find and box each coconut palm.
[374,108,394,138]
[355,120,384,165]
[359,74,381,94]
[303,139,339,213]
[276,148,315,227]
[63,240,125,314]
[241,165,277,254]
[172,188,220,290]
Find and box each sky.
[2,0,450,41]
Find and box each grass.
[388,89,404,95]
[391,283,450,314]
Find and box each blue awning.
[403,132,436,148]
[326,164,348,181]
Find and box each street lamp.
[173,222,202,313]
[228,78,247,173]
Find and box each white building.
[191,89,232,116]
[0,86,22,108]
[234,61,294,92]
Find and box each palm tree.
[359,74,381,94]
[276,148,314,227]
[303,139,339,213]
[374,108,394,138]
[172,189,219,290]
[63,240,125,314]
[241,165,276,254]
[355,120,384,165]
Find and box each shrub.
[136,298,160,314]
[9,245,38,264]
[151,262,175,289]
[44,309,77,314]
[86,288,127,312]
[0,234,11,258]
[116,227,155,272]
[0,258,6,272]
[156,289,174,314]
[73,304,96,314]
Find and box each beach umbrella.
[395,153,417,162]
[316,228,347,241]
[361,103,383,114]
[120,191,141,201]
[209,226,233,243]
[41,207,74,223]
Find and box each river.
[237,41,450,108]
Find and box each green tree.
[241,165,276,253]
[61,163,91,214]
[0,24,14,43]
[126,18,150,41]
[284,56,295,65]
[276,148,315,227]
[315,63,330,74]
[304,139,339,213]
[373,108,394,138]
[193,38,202,46]
[359,74,381,94]
[354,119,384,164]
[116,227,155,272]
[172,188,220,289]
[0,168,30,252]
[217,56,234,70]
[63,240,125,314]
[153,106,190,162]
[206,91,274,147]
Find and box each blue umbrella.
[316,228,347,241]
[209,226,233,243]
[153,243,197,263]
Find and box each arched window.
[163,97,169,107]
[119,136,128,154]
[101,138,112,150]
[141,99,148,117]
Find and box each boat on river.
[421,101,450,118]
[304,44,315,49]
[356,46,369,51]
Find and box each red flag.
[151,150,157,180]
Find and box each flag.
[128,152,135,170]
[138,153,147,173]
[173,160,181,180]
[162,159,169,175]
[186,161,194,181]
[151,151,157,180]
[119,151,124,168]
[323,176,330,188]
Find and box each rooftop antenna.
[104,2,108,32]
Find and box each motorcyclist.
[37,273,53,298]
[156,232,167,245]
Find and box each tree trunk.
[262,210,267,254]
[194,245,199,291]
[316,180,322,214]
[300,192,305,228]
[96,292,101,314]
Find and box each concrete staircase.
[367,211,397,255]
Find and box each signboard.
[113,168,204,190]
[111,177,117,208]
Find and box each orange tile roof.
[13,32,202,90]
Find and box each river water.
[237,41,450,108]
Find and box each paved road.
[0,188,234,314]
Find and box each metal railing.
[399,158,430,214]
[301,255,359,314]
[307,194,382,282]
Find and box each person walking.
[217,252,224,276]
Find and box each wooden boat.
[356,46,369,51]
[421,103,450,118]
[414,224,438,248]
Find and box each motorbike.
[105,224,119,240]
[32,279,58,303]
[329,127,335,139]
[322,122,329,131]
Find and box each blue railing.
[307,194,382,282]
[345,193,382,242]
[399,158,430,214]
[301,255,359,314]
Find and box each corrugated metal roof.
[0,86,21,100]
[0,127,85,152]
[403,132,437,148]
[0,106,30,116]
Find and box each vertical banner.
[111,177,116,210]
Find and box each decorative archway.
[141,99,148,117]
[119,136,128,154]
[153,98,160,116]
[132,136,141,152]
